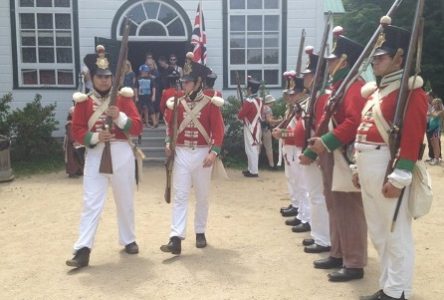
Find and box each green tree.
[337,0,444,96]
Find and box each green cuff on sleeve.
[321,132,342,152]
[165,136,171,144]
[84,132,94,147]
[211,146,221,155]
[123,118,132,133]
[303,148,318,161]
[395,158,415,172]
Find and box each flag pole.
[199,0,203,65]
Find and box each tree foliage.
[0,93,62,162]
[337,0,444,96]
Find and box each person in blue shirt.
[135,64,154,127]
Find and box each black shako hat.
[182,61,211,82]
[205,72,217,87]
[83,45,113,76]
[247,76,261,91]
[301,46,319,74]
[325,27,364,66]
[373,25,411,58]
[283,71,304,94]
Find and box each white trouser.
[356,146,414,299]
[74,141,136,251]
[303,163,330,247]
[170,147,212,239]
[283,145,310,223]
[244,125,260,174]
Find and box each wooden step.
[138,125,167,161]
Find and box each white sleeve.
[387,169,413,189]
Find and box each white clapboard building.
[0,0,344,135]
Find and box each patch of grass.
[12,154,64,177]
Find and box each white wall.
[0,1,78,136]
[0,0,327,135]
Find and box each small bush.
[221,96,246,167]
[5,93,63,162]
[0,93,12,137]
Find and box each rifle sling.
[178,97,212,145]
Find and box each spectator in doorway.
[135,64,154,127]
[169,54,183,78]
[145,59,159,127]
[123,60,136,94]
[158,56,170,93]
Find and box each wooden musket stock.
[99,18,130,174]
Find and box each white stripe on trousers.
[356,147,414,299]
[170,147,212,239]
[303,163,330,247]
[73,141,136,251]
[283,145,310,223]
[244,125,260,174]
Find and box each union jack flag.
[191,3,207,65]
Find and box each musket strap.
[88,96,110,131]
[244,98,262,144]
[178,97,212,145]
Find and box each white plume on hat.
[211,96,224,107]
[72,92,87,103]
[305,46,314,54]
[119,87,134,98]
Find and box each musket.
[389,0,425,232]
[316,0,404,137]
[303,12,332,149]
[99,18,130,174]
[236,71,244,103]
[295,29,306,77]
[164,80,180,204]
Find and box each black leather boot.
[124,241,139,254]
[196,233,207,248]
[66,247,90,268]
[313,256,343,269]
[328,267,364,282]
[360,290,383,300]
[160,236,181,255]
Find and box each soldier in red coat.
[203,72,222,98]
[160,61,225,255]
[300,28,368,282]
[238,77,263,177]
[66,46,143,268]
[294,46,332,253]
[272,71,311,233]
[355,23,427,300]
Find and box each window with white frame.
[227,0,281,88]
[14,0,76,87]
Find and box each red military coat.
[281,115,305,147]
[72,90,142,147]
[319,78,366,151]
[238,96,262,143]
[357,78,427,171]
[166,91,225,155]
[160,87,184,116]
[203,88,222,98]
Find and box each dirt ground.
[0,161,443,300]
